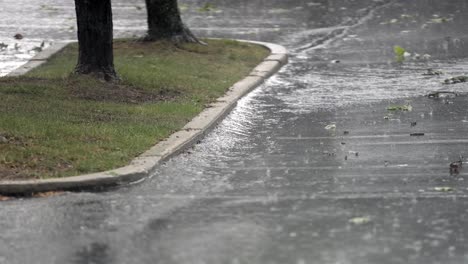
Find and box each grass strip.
[0,39,269,179]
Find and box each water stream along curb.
[0,39,288,195]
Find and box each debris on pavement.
[348,216,371,225]
[393,45,407,62]
[443,76,468,84]
[427,91,458,98]
[387,104,413,111]
[422,69,444,76]
[410,122,417,127]
[410,133,425,136]
[449,156,463,175]
[31,41,45,53]
[422,54,432,60]
[430,17,452,24]
[324,124,336,130]
[13,33,23,40]
[434,187,454,192]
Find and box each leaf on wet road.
[349,216,371,225]
[443,76,468,84]
[387,104,412,111]
[394,45,406,62]
[434,187,454,192]
[430,18,452,23]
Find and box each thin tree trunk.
[144,0,203,44]
[74,0,118,81]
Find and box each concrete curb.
[0,39,288,195]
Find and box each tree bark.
[74,0,118,81]
[144,0,203,44]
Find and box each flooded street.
[2,0,468,263]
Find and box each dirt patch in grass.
[0,167,35,180]
[0,133,27,147]
[67,78,181,104]
[0,158,75,180]
[1,132,75,180]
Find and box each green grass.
[0,39,269,179]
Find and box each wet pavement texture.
[2,0,468,263]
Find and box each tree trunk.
[74,0,118,81]
[144,0,203,44]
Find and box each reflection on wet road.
[2,0,468,263]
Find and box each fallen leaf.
[430,17,452,23]
[394,45,406,62]
[387,105,412,111]
[349,216,371,225]
[422,69,443,76]
[444,76,468,85]
[434,187,454,192]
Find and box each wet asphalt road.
[2,0,468,263]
